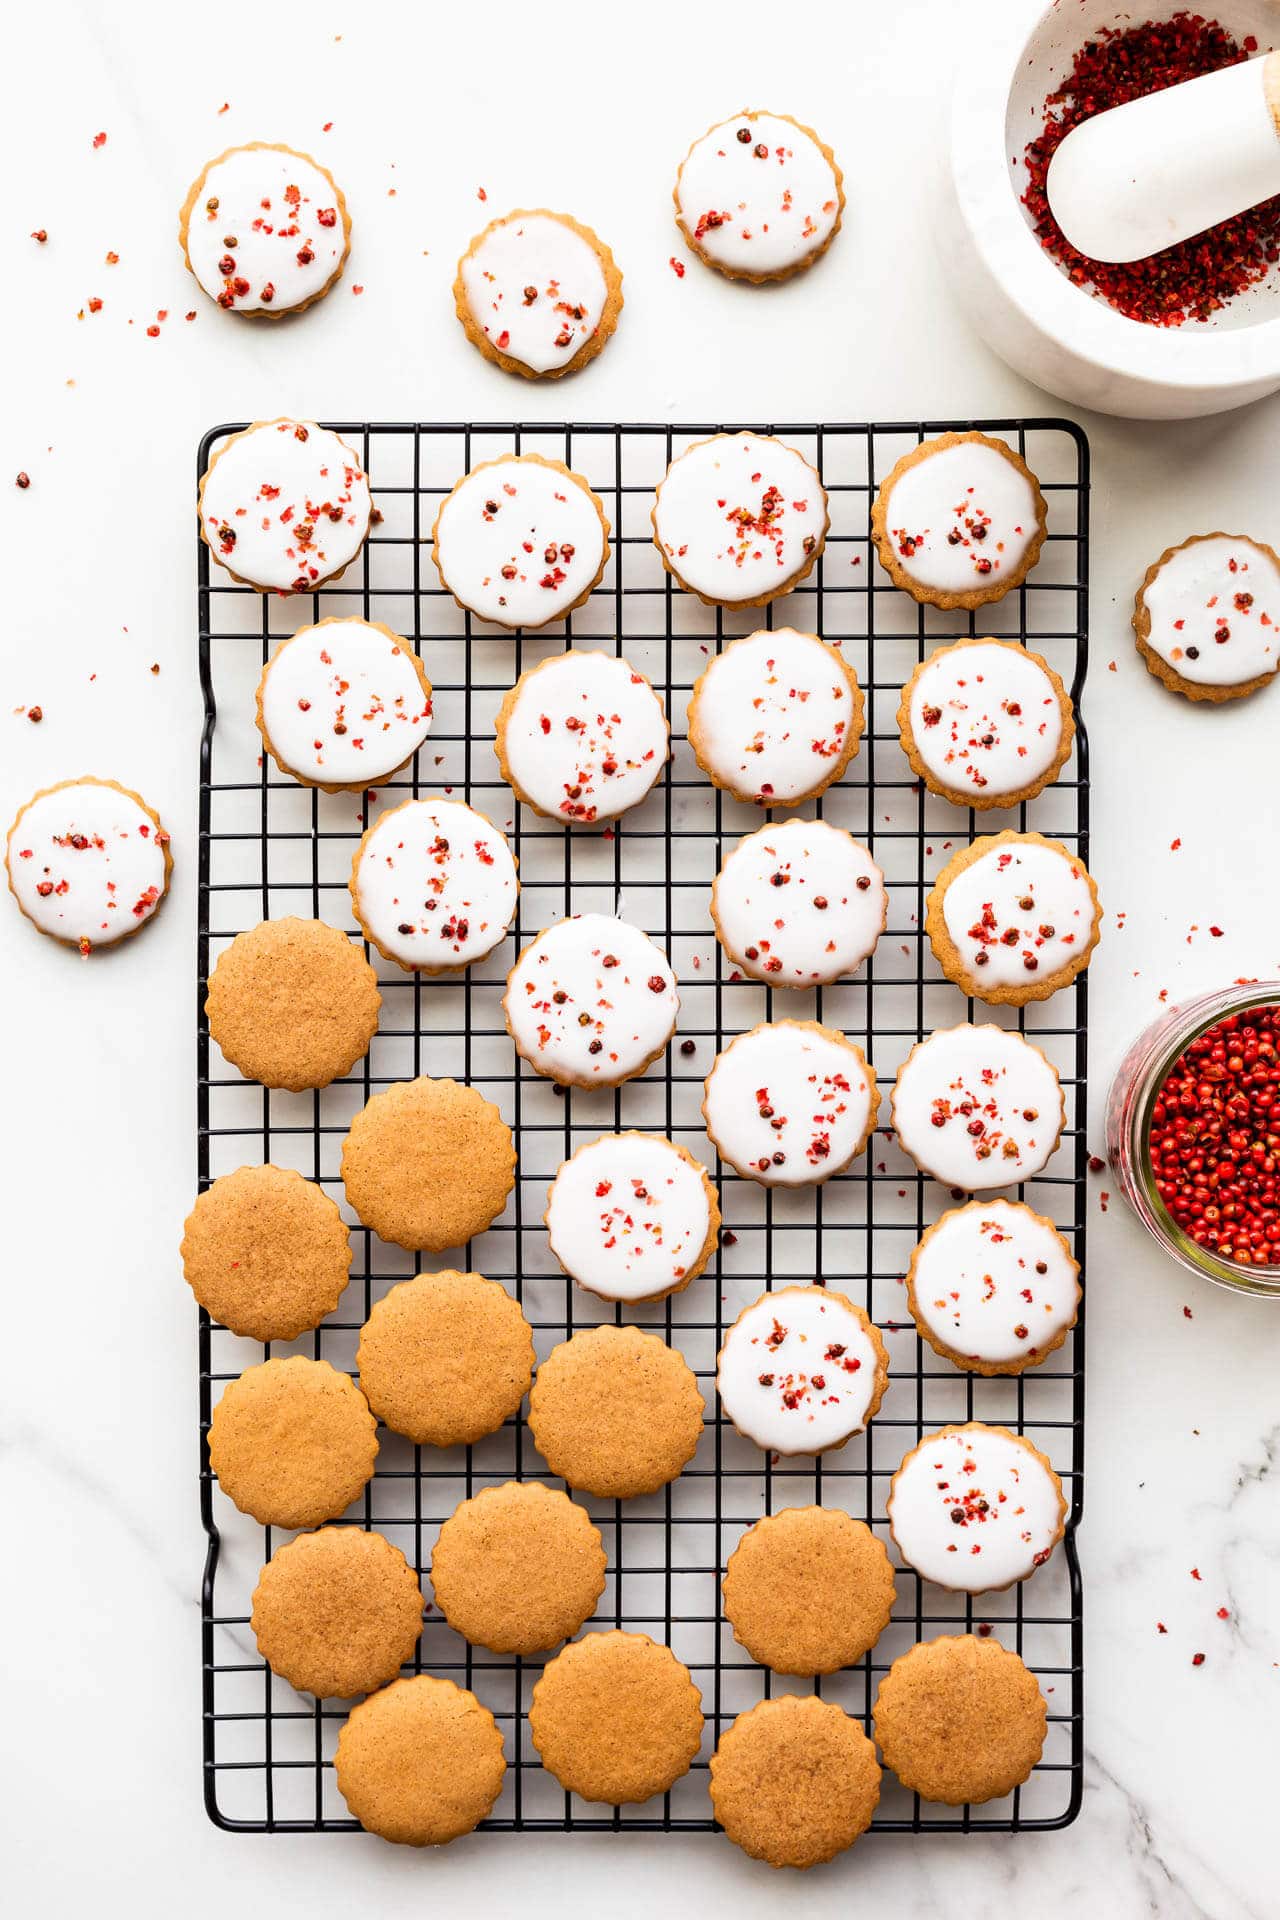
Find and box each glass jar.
[1105,982,1280,1301]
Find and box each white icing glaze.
[911,1200,1078,1366]
[888,1425,1063,1590]
[908,642,1064,799]
[352,798,517,970]
[881,441,1037,594]
[261,620,432,785]
[692,628,857,803]
[546,1133,712,1302]
[7,780,167,949]
[434,458,606,628]
[186,147,344,314]
[654,434,824,605]
[713,818,884,986]
[676,113,841,275]
[892,1025,1062,1192]
[718,1287,881,1454]
[703,1022,873,1185]
[201,422,371,593]
[504,913,678,1084]
[501,651,667,823]
[940,840,1096,991]
[459,212,609,374]
[1142,536,1280,686]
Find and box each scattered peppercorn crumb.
[1171,838,1182,851]
[477,186,487,200]
[351,284,364,296]
[1183,1305,1193,1319]
[1192,1652,1205,1666]
[1216,1606,1229,1619]
[976,1622,992,1637]
[217,101,229,113]
[16,472,31,489]
[92,131,107,148]
[27,706,43,723]
[185,311,197,322]
[668,255,686,277]
[31,229,47,243]
[1209,926,1224,937]
[1156,1622,1167,1633]
[322,122,333,133]
[1191,1568,1201,1581]
[105,251,119,265]
[1088,1154,1104,1173]
[150,663,160,675]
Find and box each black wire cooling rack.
[197,417,1089,1837]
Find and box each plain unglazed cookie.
[349,796,518,972]
[891,1024,1065,1193]
[341,1078,515,1253]
[722,1507,896,1675]
[687,628,863,806]
[255,618,433,791]
[528,1324,705,1498]
[503,912,679,1088]
[494,649,669,825]
[711,817,886,986]
[207,1355,378,1530]
[179,142,350,316]
[199,419,372,593]
[430,1481,605,1654]
[205,916,381,1091]
[898,637,1074,809]
[926,830,1101,1006]
[871,431,1047,611]
[431,453,609,630]
[887,1422,1067,1593]
[709,1695,881,1869]
[717,1285,888,1457]
[652,432,828,609]
[454,207,623,378]
[529,1631,703,1804]
[356,1270,533,1446]
[250,1527,424,1698]
[673,109,844,282]
[334,1675,505,1847]
[6,776,171,955]
[180,1163,352,1341]
[702,1020,878,1186]
[906,1199,1080,1377]
[873,1635,1048,1805]
[545,1131,720,1304]
[1133,531,1280,701]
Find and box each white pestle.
[1046,50,1280,264]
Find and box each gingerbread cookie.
[251,1527,424,1698]
[717,1285,888,1457]
[926,831,1101,1006]
[906,1199,1080,1376]
[503,912,679,1088]
[205,916,381,1091]
[6,776,171,955]
[722,1507,895,1675]
[711,818,886,986]
[674,110,844,283]
[652,433,828,609]
[529,1631,703,1804]
[180,1163,352,1342]
[256,618,433,791]
[898,638,1074,809]
[207,1356,378,1530]
[687,628,862,806]
[430,1482,605,1655]
[887,1422,1066,1593]
[341,1078,515,1253]
[545,1132,719,1304]
[350,796,518,973]
[494,649,669,825]
[528,1325,705,1498]
[454,208,623,378]
[891,1024,1065,1193]
[871,432,1047,611]
[199,419,372,593]
[180,143,350,316]
[431,454,609,630]
[709,1695,881,1869]
[1133,531,1280,701]
[873,1635,1048,1805]
[356,1270,533,1446]
[334,1675,505,1847]
[702,1020,878,1186]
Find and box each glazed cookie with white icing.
[6,776,171,955]
[545,1132,720,1304]
[199,420,373,594]
[673,110,844,283]
[927,831,1101,1007]
[711,818,886,987]
[653,433,827,609]
[898,638,1074,809]
[687,628,863,807]
[717,1286,888,1457]
[503,912,679,1088]
[702,1021,878,1186]
[179,143,350,316]
[256,619,433,791]
[891,1025,1065,1193]
[350,797,518,974]
[454,208,623,379]
[1133,531,1280,702]
[887,1423,1067,1593]
[495,650,668,824]
[871,432,1047,611]
[906,1199,1080,1377]
[432,454,609,630]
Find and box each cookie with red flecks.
[886,1422,1066,1593]
[897,637,1074,809]
[905,1198,1080,1377]
[199,418,373,593]
[1133,531,1280,701]
[6,775,171,955]
[432,453,609,630]
[652,432,828,609]
[180,142,350,316]
[673,110,844,283]
[495,649,669,824]
[710,817,886,986]
[256,618,433,792]
[503,912,679,1088]
[350,796,518,973]
[687,627,863,806]
[926,830,1101,1006]
[891,1024,1065,1193]
[871,432,1047,611]
[717,1285,888,1457]
[702,1020,878,1186]
[544,1131,720,1304]
[454,207,623,378]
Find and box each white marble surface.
[4,2,1278,1914]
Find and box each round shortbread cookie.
[1133,531,1280,700]
[207,1356,378,1531]
[873,1635,1048,1806]
[6,776,171,954]
[356,1270,534,1447]
[545,1131,720,1303]
[906,1199,1080,1376]
[251,1527,424,1699]
[887,1422,1067,1594]
[722,1507,896,1675]
[341,1078,516,1253]
[350,796,518,973]
[503,912,679,1088]
[256,618,433,791]
[711,817,885,986]
[528,1325,705,1498]
[927,831,1101,1006]
[454,207,623,378]
[891,1024,1065,1193]
[652,432,828,609]
[430,1482,605,1655]
[180,142,350,316]
[199,419,372,593]
[495,649,669,824]
[180,1163,352,1342]
[687,627,863,806]
[871,432,1047,611]
[432,453,609,630]
[702,1020,878,1186]
[334,1675,506,1847]
[529,1632,704,1804]
[204,916,381,1092]
[710,1695,881,1870]
[898,638,1074,808]
[717,1285,888,1456]
[674,110,844,283]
